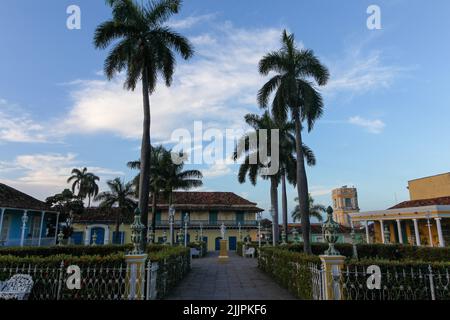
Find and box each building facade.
[349,173,450,247]
[331,186,360,227]
[71,192,263,251]
[0,183,60,247]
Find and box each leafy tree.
[94,0,194,231]
[67,167,100,207]
[258,30,329,253]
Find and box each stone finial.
[130,208,145,254]
[322,206,340,255]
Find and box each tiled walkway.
[166,252,296,300]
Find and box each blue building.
[0,183,60,247]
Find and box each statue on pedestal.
[220,223,226,240]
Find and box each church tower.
[331,186,360,227]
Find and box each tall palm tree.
[94,0,194,232]
[95,178,136,241]
[258,30,329,253]
[234,111,315,245]
[85,174,100,208]
[291,194,326,223]
[67,168,100,207]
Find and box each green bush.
[187,242,207,257]
[237,242,259,257]
[258,247,320,300]
[146,246,191,299]
[285,243,450,262]
[0,244,132,257]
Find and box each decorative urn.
[130,208,145,254]
[322,206,340,255]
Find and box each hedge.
[0,244,132,257]
[258,247,320,300]
[285,243,450,262]
[146,246,191,298]
[237,242,259,257]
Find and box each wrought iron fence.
[309,263,324,300]
[341,265,450,300]
[0,261,164,300]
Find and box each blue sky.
[1,0,450,222]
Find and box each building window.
[236,211,245,224]
[345,198,352,208]
[209,211,218,225]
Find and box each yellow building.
[349,173,450,247]
[331,186,360,227]
[72,192,262,252]
[408,172,450,200]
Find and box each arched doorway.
[215,237,221,251]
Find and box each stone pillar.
[413,219,421,246]
[125,254,148,300]
[396,219,403,244]
[38,211,45,246]
[319,255,346,300]
[380,220,385,244]
[20,211,29,247]
[435,218,445,247]
[219,239,229,262]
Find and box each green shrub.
[187,242,207,257]
[258,247,320,300]
[285,243,450,262]
[237,242,259,257]
[0,244,132,257]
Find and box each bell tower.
[331,186,360,227]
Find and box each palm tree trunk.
[281,172,288,243]
[139,70,151,245]
[270,177,279,245]
[88,195,91,208]
[293,112,311,254]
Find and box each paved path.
[166,252,296,300]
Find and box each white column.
[396,219,403,244]
[435,218,445,247]
[38,211,45,246]
[54,212,60,245]
[380,220,385,244]
[0,208,4,242]
[20,211,28,247]
[413,219,421,246]
[104,226,110,245]
[84,226,90,245]
[365,220,370,244]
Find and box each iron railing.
[156,220,257,227]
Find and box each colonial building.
[349,173,450,247]
[331,186,360,227]
[286,223,364,244]
[0,183,60,247]
[149,192,262,251]
[71,192,263,251]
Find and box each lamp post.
[291,227,299,244]
[426,213,433,247]
[169,206,175,245]
[184,213,189,247]
[199,223,203,243]
[238,222,242,242]
[270,206,276,246]
[257,212,262,248]
[162,230,168,245]
[66,212,73,245]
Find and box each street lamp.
[184,212,189,247]
[199,223,203,243]
[169,206,175,245]
[256,212,262,248]
[20,211,29,247]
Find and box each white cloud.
[0,99,50,143]
[202,161,234,178]
[167,13,216,30]
[348,116,386,134]
[0,153,123,201]
[61,22,282,143]
[326,50,402,97]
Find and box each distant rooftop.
[389,196,450,209]
[0,183,54,212]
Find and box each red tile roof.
[150,192,263,212]
[388,196,450,209]
[0,183,54,211]
[74,207,133,224]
